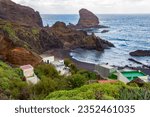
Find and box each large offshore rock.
[0,0,43,27]
[77,8,100,28]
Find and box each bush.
[64,58,78,74]
[32,77,57,99]
[77,69,97,80]
[35,64,59,79]
[66,74,87,89]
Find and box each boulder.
[130,50,150,56]
[101,30,109,33]
[0,0,43,27]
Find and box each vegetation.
[1,61,150,100]
[2,22,19,42]
[0,61,29,99]
[45,82,150,100]
[31,28,39,35]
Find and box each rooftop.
[40,54,54,58]
[99,64,114,69]
[20,64,33,70]
[98,80,117,84]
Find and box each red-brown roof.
[20,64,33,70]
[98,80,117,84]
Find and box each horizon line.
[40,13,150,15]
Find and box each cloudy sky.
[12,0,150,14]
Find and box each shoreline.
[44,49,95,71]
[44,49,150,75]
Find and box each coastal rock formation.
[68,8,109,29]
[50,22,114,51]
[101,30,109,33]
[130,50,150,56]
[0,0,43,27]
[0,0,114,66]
[77,8,99,28]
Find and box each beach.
[44,49,150,75]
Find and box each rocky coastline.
[0,0,114,66]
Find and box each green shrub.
[32,77,57,99]
[66,74,86,89]
[35,64,59,79]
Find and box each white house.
[20,64,40,84]
[20,65,34,78]
[40,54,54,64]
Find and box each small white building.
[95,64,117,78]
[20,65,34,78]
[51,60,70,76]
[20,64,40,84]
[40,54,54,64]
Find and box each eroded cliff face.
[0,30,42,66]
[0,0,43,27]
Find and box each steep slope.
[0,0,43,27]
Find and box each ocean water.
[41,14,150,67]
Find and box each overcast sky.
[12,0,150,14]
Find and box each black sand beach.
[44,49,150,75]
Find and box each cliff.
[0,0,43,27]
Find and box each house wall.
[95,65,116,78]
[26,75,40,85]
[117,71,130,84]
[43,56,54,64]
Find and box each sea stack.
[0,0,43,27]
[77,8,100,28]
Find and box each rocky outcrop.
[77,8,99,28]
[0,0,43,27]
[130,50,150,56]
[50,22,114,51]
[101,30,109,33]
[68,8,108,29]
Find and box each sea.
[41,14,150,67]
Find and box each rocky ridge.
[0,0,43,27]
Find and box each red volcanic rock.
[77,8,100,28]
[6,47,42,66]
[0,0,43,27]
